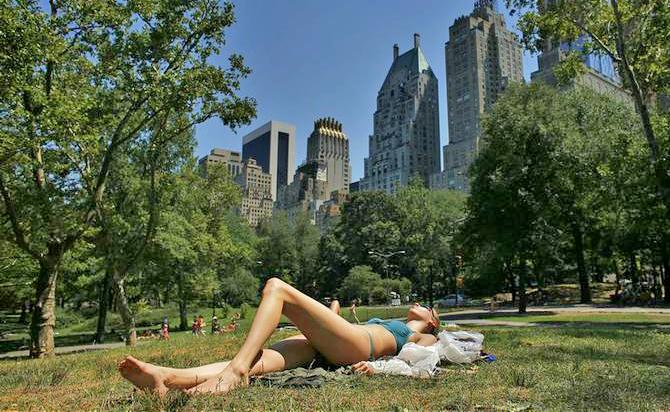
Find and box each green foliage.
[464,82,660,303]
[338,265,382,304]
[319,188,466,300]
[256,211,320,293]
[239,303,251,320]
[0,0,256,355]
[219,268,259,307]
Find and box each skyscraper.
[306,117,351,196]
[360,34,440,193]
[531,1,632,106]
[242,121,296,201]
[439,0,524,192]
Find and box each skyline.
[194,0,539,183]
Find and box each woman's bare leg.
[187,278,370,394]
[118,335,315,394]
[119,295,344,393]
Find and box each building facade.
[242,121,296,201]
[360,34,440,193]
[439,0,524,192]
[275,161,330,224]
[235,158,274,227]
[315,190,349,233]
[530,0,632,106]
[306,117,351,196]
[198,148,243,177]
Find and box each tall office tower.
[242,121,296,201]
[441,0,524,192]
[360,34,440,193]
[306,117,351,195]
[531,1,632,106]
[235,158,274,227]
[198,148,242,176]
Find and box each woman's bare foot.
[118,356,169,397]
[186,365,249,395]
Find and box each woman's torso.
[361,318,414,358]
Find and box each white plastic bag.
[437,330,484,364]
[366,330,485,377]
[397,342,440,374]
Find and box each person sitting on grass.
[118,277,440,396]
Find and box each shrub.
[240,303,251,319]
[219,268,260,307]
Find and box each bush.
[219,268,260,307]
[240,303,251,319]
[338,266,382,305]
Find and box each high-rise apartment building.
[235,158,274,227]
[198,148,242,176]
[531,1,632,106]
[360,34,440,193]
[242,121,296,201]
[440,0,524,192]
[306,117,351,196]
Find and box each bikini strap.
[365,329,376,361]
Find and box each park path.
[0,342,126,360]
[436,304,670,328]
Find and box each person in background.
[350,300,361,324]
[211,316,220,335]
[191,316,199,336]
[160,318,170,341]
[196,314,206,336]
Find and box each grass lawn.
[479,312,670,326]
[1,321,669,411]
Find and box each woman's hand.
[352,361,375,375]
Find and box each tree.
[148,162,242,330]
[219,267,259,307]
[0,0,255,357]
[507,0,670,220]
[338,266,382,305]
[466,83,649,308]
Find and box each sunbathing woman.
[118,277,440,395]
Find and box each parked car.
[437,294,467,307]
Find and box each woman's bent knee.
[262,277,286,298]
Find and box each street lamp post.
[368,250,406,278]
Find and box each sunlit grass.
[1,322,669,411]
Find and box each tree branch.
[569,17,621,64]
[0,174,43,262]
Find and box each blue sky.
[195,0,538,182]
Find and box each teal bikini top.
[367,318,414,354]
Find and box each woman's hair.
[429,308,441,336]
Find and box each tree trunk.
[629,253,639,284]
[177,272,188,331]
[661,243,670,304]
[111,268,137,346]
[29,263,58,358]
[518,258,527,314]
[95,269,113,343]
[572,223,592,303]
[19,300,30,324]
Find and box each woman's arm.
[412,333,437,347]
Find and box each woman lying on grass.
[118,277,440,396]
